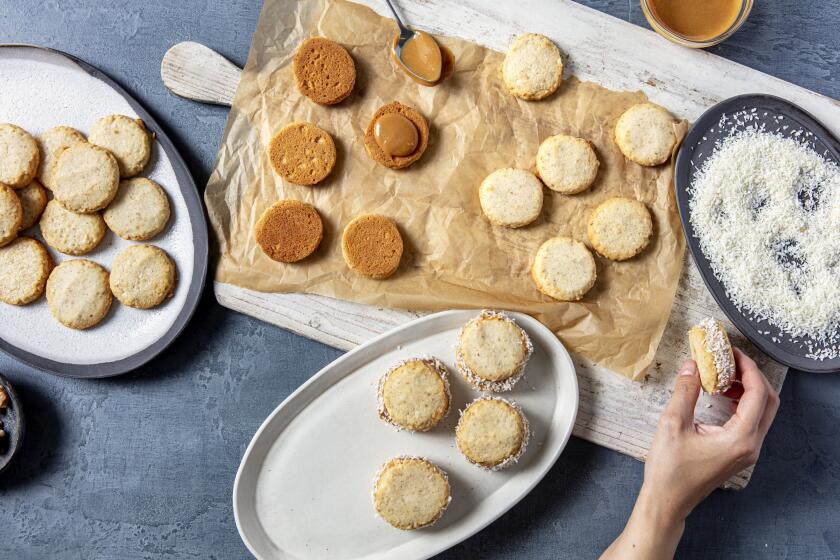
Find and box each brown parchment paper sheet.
[205,0,688,379]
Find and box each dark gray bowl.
[675,94,840,373]
[0,374,24,474]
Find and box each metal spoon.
[383,0,438,85]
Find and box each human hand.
[601,348,779,559]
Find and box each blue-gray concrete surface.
[1,1,839,558]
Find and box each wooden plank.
[200,0,837,488]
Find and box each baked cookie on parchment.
[614,102,677,166]
[688,318,736,395]
[479,168,544,228]
[40,200,107,256]
[456,397,530,470]
[109,244,176,309]
[16,180,48,231]
[501,33,564,101]
[341,214,403,279]
[52,143,120,213]
[377,357,451,432]
[0,237,53,305]
[46,259,112,330]
[456,310,533,392]
[36,126,86,189]
[364,102,429,170]
[268,123,336,186]
[587,197,653,261]
[536,134,599,194]
[103,178,171,241]
[88,115,152,178]
[293,37,356,105]
[255,200,323,263]
[0,124,39,189]
[0,185,23,247]
[531,236,596,301]
[373,456,451,530]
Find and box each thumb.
[665,360,701,427]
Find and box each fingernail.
[679,361,696,376]
[679,368,695,377]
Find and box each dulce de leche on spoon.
[384,0,453,86]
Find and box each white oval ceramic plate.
[233,309,579,560]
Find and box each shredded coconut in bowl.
[689,116,840,360]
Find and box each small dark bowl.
[0,373,25,474]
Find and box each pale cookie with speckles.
[16,180,48,230]
[0,237,53,305]
[377,358,450,432]
[531,236,596,301]
[373,457,450,530]
[53,143,120,213]
[536,134,599,194]
[479,168,544,228]
[587,197,653,261]
[689,318,736,395]
[46,259,112,329]
[501,33,564,100]
[103,178,171,241]
[88,115,152,177]
[0,185,23,247]
[36,126,86,189]
[40,200,107,256]
[456,310,532,392]
[456,397,529,470]
[0,124,39,189]
[615,102,677,166]
[109,245,176,309]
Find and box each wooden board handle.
[160,42,242,106]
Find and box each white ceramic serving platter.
[0,45,207,377]
[233,310,579,560]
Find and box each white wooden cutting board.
[175,0,840,488]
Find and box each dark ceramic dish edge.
[0,374,25,474]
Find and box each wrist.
[622,484,685,554]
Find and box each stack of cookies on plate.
[0,116,176,330]
[372,310,534,531]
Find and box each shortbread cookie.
[373,457,450,530]
[88,115,152,177]
[0,185,22,247]
[364,102,429,170]
[456,310,533,392]
[587,197,653,261]
[531,236,596,301]
[615,103,677,166]
[501,34,564,101]
[536,135,599,194]
[40,200,106,256]
[293,37,356,105]
[103,178,170,241]
[688,318,736,395]
[378,358,450,432]
[109,245,176,309]
[46,259,112,329]
[0,237,53,305]
[479,168,544,228]
[36,126,86,189]
[16,180,48,230]
[456,397,530,470]
[52,143,120,213]
[341,214,403,279]
[268,123,336,186]
[255,200,323,263]
[0,124,39,188]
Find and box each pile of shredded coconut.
[689,113,840,360]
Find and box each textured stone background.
[1,1,839,558]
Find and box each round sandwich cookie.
[36,126,86,190]
[268,122,336,186]
[88,115,152,178]
[536,134,600,194]
[501,33,564,101]
[16,180,48,231]
[456,397,530,470]
[46,259,112,330]
[52,143,120,213]
[688,318,736,395]
[364,102,429,170]
[373,456,451,530]
[103,177,171,241]
[293,37,356,105]
[531,236,596,301]
[456,310,533,392]
[0,124,39,189]
[0,185,23,247]
[378,357,451,432]
[341,214,403,279]
[587,197,653,261]
[615,102,677,166]
[255,200,323,263]
[479,168,544,228]
[39,200,107,256]
[109,245,176,309]
[0,237,53,305]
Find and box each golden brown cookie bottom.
[255,200,324,263]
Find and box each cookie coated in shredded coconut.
[455,310,534,393]
[371,456,452,527]
[456,396,531,472]
[376,356,451,431]
[699,318,736,392]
